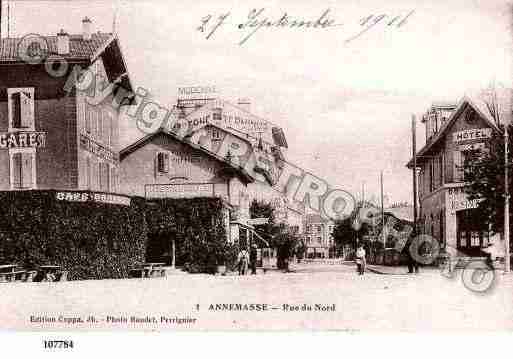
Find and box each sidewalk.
[365,264,441,275]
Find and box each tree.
[465,123,513,237]
[331,202,374,257]
[250,199,300,269]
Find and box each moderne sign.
[0,132,46,149]
[56,191,131,206]
[452,128,492,143]
[178,86,217,99]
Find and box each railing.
[144,182,229,200]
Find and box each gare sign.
[452,128,492,143]
[0,131,46,149]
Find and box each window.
[98,162,110,192]
[156,152,170,174]
[110,166,117,192]
[453,151,463,182]
[10,149,36,189]
[101,110,111,145]
[316,225,322,232]
[212,108,222,122]
[90,111,98,137]
[457,210,488,249]
[85,105,92,134]
[8,88,34,131]
[429,160,435,192]
[212,128,222,141]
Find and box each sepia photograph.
[0,0,512,341]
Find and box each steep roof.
[406,95,502,168]
[119,129,255,184]
[0,33,113,62]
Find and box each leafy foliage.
[465,124,512,239]
[250,199,299,269]
[145,197,228,274]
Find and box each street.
[1,266,512,331]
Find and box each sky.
[3,0,512,205]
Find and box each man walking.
[250,244,258,275]
[237,248,249,275]
[355,244,366,275]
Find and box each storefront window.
[456,210,488,250]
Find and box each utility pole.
[381,171,385,249]
[505,124,510,272]
[412,115,418,234]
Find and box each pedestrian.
[250,244,258,275]
[355,244,366,275]
[237,247,249,275]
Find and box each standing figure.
[237,248,249,275]
[355,244,366,275]
[250,244,258,275]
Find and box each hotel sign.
[80,134,119,164]
[0,132,46,149]
[452,128,492,143]
[56,191,131,206]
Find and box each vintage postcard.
[0,0,512,336]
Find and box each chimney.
[82,16,92,40]
[237,98,251,112]
[57,29,70,55]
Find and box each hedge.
[0,192,232,279]
[0,190,147,280]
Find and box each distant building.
[303,214,335,258]
[0,18,133,192]
[407,97,507,257]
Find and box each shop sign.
[447,187,482,213]
[145,183,225,199]
[0,132,46,149]
[452,128,492,143]
[80,134,119,164]
[56,191,131,206]
[458,142,486,152]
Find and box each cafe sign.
[453,128,492,143]
[80,134,119,164]
[56,191,131,206]
[0,131,46,149]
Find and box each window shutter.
[85,107,91,133]
[11,92,22,129]
[20,92,34,128]
[99,162,109,191]
[157,152,169,173]
[21,152,33,188]
[12,153,22,188]
[86,157,91,189]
